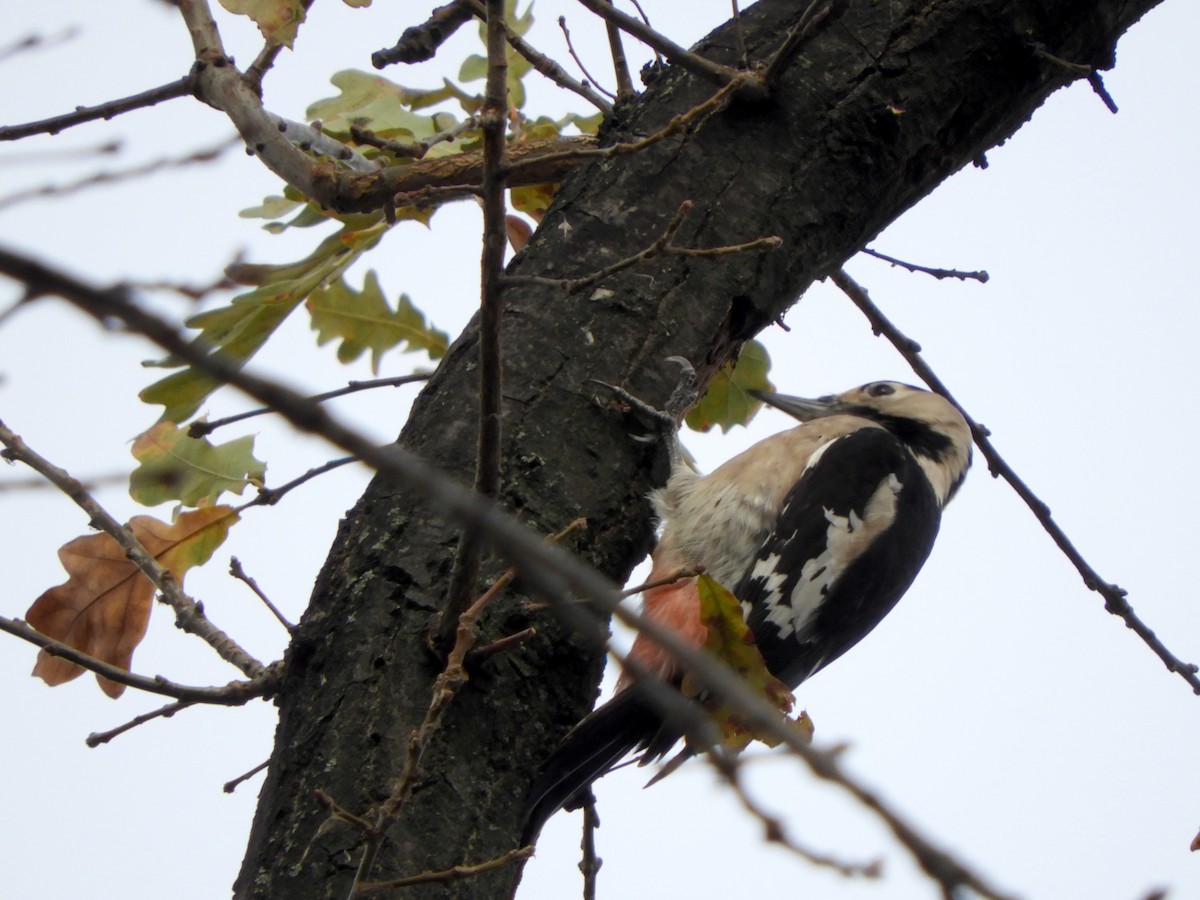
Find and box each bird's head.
[752,381,973,504]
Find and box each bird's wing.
[739,427,942,688]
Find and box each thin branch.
[575,0,739,88]
[504,77,742,179]
[598,0,635,98]
[352,519,584,896]
[1088,72,1119,113]
[579,789,601,900]
[86,699,196,748]
[0,614,273,705]
[503,199,781,294]
[351,117,478,161]
[229,556,294,632]
[0,75,195,142]
[187,374,431,438]
[861,247,989,283]
[357,847,532,894]
[558,16,618,101]
[829,268,1200,695]
[244,0,316,92]
[0,137,238,212]
[372,1,475,68]
[0,27,80,65]
[706,749,882,879]
[0,418,265,679]
[619,565,703,598]
[757,0,843,86]
[436,0,511,651]
[224,759,270,793]
[0,245,1017,899]
[245,456,360,509]
[462,0,612,114]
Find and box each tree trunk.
[234,1,1161,897]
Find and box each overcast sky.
[2,2,1198,899]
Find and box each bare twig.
[575,0,739,88]
[187,374,431,438]
[244,0,316,91]
[504,78,742,180]
[0,137,238,212]
[757,0,843,85]
[0,75,195,142]
[245,456,360,509]
[357,847,532,894]
[558,16,618,101]
[462,0,612,114]
[706,750,882,878]
[229,557,294,632]
[829,268,1200,696]
[0,614,274,705]
[372,1,475,68]
[598,0,635,98]
[0,27,80,65]
[0,418,265,679]
[224,759,270,793]
[619,565,702,598]
[861,247,989,283]
[437,0,512,651]
[86,699,196,747]
[579,789,601,900]
[1088,72,1119,113]
[351,519,583,895]
[504,199,781,294]
[0,245,1016,899]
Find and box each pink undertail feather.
[522,555,711,844]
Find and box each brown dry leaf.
[505,215,533,253]
[25,507,238,697]
[1191,828,1200,852]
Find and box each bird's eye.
[867,383,895,397]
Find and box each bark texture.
[234,1,1162,897]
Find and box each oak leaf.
[307,270,448,372]
[681,574,801,751]
[686,339,773,434]
[130,422,265,507]
[141,222,387,422]
[25,507,238,697]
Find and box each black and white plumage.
[522,380,972,842]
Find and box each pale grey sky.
[2,3,1197,899]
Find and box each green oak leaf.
[141,221,388,422]
[685,339,773,433]
[130,422,265,507]
[307,270,448,371]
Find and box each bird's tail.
[521,690,663,845]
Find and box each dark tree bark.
[234,1,1162,897]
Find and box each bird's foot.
[591,357,698,445]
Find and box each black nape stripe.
[842,406,954,460]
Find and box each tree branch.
[0,75,195,141]
[0,416,266,679]
[829,268,1200,695]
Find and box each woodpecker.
[522,379,972,843]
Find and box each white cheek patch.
[760,472,902,639]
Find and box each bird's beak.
[750,389,841,422]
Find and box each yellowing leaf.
[26,508,238,697]
[141,221,387,422]
[307,270,448,371]
[307,70,468,140]
[218,0,306,48]
[681,574,796,750]
[686,339,773,434]
[130,422,265,507]
[510,183,556,221]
